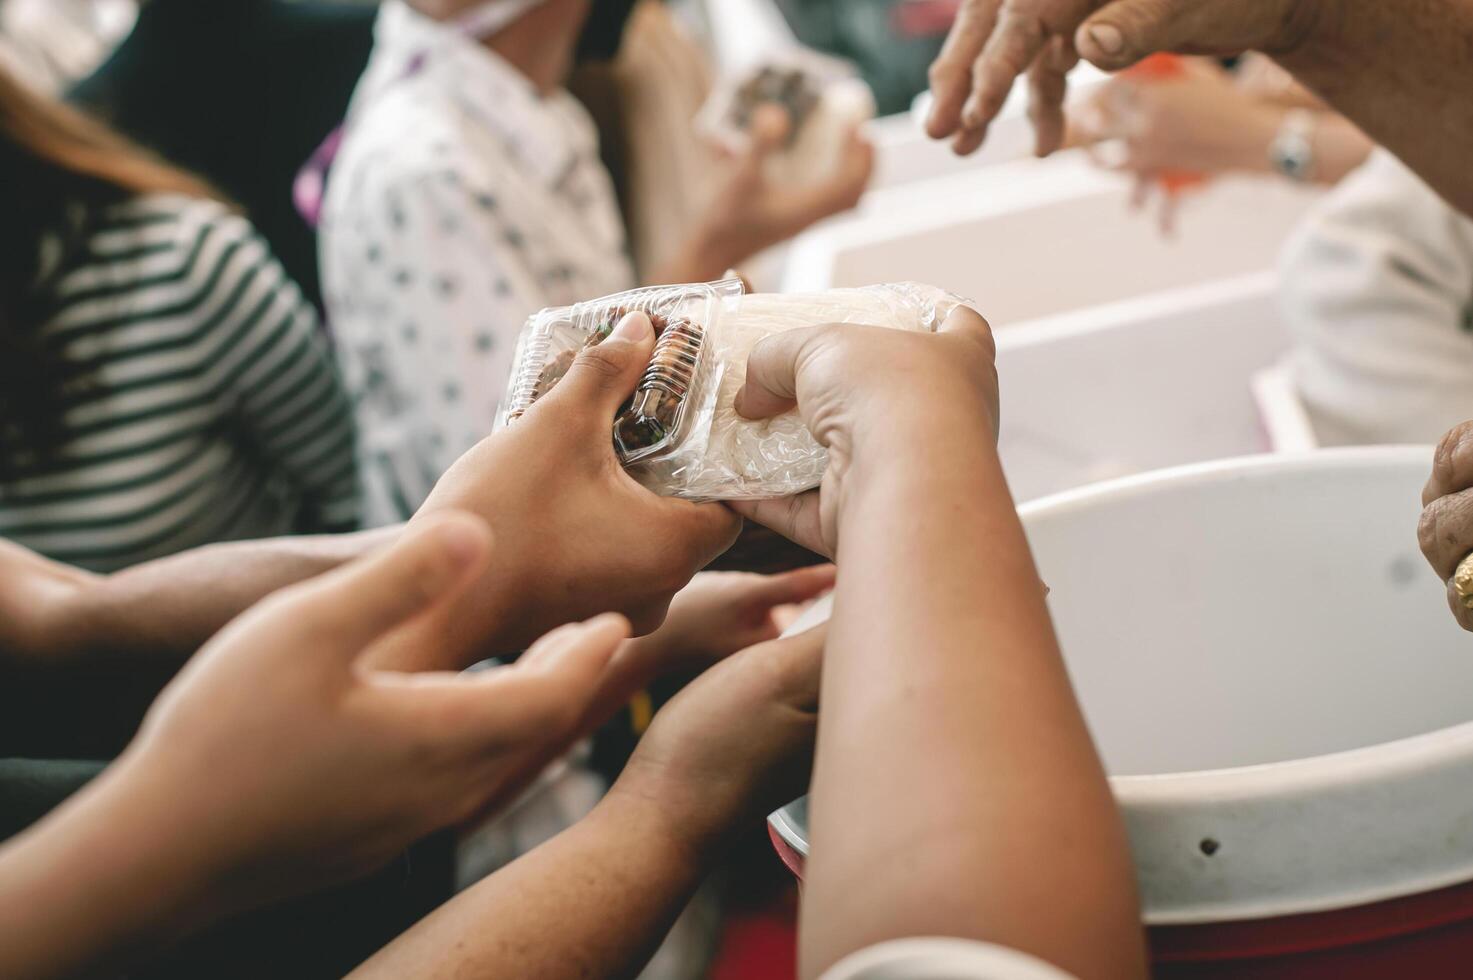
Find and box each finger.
[1419,489,1473,581]
[745,623,828,712]
[926,0,1004,139]
[1027,36,1075,156]
[1158,189,1180,237]
[284,512,491,661]
[728,493,830,559]
[377,613,630,749]
[1076,0,1192,72]
[748,103,791,154]
[749,563,837,607]
[733,325,820,420]
[940,302,996,356]
[545,311,656,420]
[667,499,745,571]
[1424,422,1473,505]
[962,1,1051,132]
[950,124,988,157]
[1129,172,1154,210]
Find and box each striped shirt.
[0,194,360,572]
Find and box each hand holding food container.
[496,279,987,512]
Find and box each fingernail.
[610,312,652,342]
[1086,23,1124,56]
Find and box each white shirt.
[819,938,1079,980]
[1278,149,1473,446]
[319,0,634,525]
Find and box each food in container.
[498,279,969,500]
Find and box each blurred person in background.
[1068,56,1371,189]
[0,64,358,572]
[1066,55,1371,229]
[1280,150,1473,447]
[70,0,378,314]
[0,0,135,95]
[320,0,873,526]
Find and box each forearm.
[1278,0,1473,213]
[1,528,399,758]
[352,787,709,980]
[800,413,1144,978]
[77,526,399,660]
[0,757,217,979]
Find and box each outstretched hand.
[927,0,1318,157]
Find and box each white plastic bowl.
[771,448,1473,925]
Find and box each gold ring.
[1454,553,1473,611]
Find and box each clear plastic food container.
[497,280,969,500]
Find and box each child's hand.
[609,624,826,857]
[74,515,628,927]
[630,566,835,675]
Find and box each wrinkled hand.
[400,312,743,668]
[610,624,826,856]
[1420,423,1473,631]
[728,304,998,557]
[696,104,874,271]
[926,0,1319,157]
[108,513,630,916]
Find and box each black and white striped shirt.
[0,194,360,571]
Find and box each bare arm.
[351,790,704,980]
[0,528,398,757]
[354,626,826,979]
[804,420,1142,980]
[729,312,1145,979]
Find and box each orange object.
[1121,54,1206,195]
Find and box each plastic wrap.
[697,50,876,189]
[498,280,967,500]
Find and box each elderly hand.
[728,304,998,557]
[1420,423,1473,631]
[397,312,743,669]
[926,0,1322,157]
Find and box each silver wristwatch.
[1270,108,1317,183]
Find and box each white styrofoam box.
[783,151,1321,326]
[1251,361,1319,453]
[868,64,1111,190]
[995,272,1289,502]
[774,448,1473,924]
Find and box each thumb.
[734,323,824,420]
[285,511,492,662]
[547,311,656,420]
[1075,0,1187,71]
[751,563,837,607]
